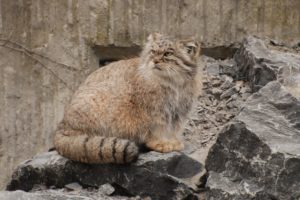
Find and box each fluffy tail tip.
[124,141,139,163]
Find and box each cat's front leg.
[145,126,184,153]
[145,138,184,153]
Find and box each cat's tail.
[53,128,139,164]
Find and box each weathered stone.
[211,79,222,87]
[234,36,300,92]
[211,88,223,96]
[0,190,136,200]
[220,76,234,90]
[241,92,251,100]
[283,73,300,100]
[7,151,203,200]
[220,87,237,99]
[99,183,115,196]
[206,82,300,200]
[218,59,237,77]
[64,182,83,191]
[206,63,221,76]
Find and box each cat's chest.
[164,89,194,121]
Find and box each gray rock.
[241,92,251,100]
[64,182,83,191]
[220,87,237,99]
[283,73,300,100]
[206,82,300,200]
[220,76,234,90]
[99,183,115,196]
[206,62,221,76]
[211,79,222,87]
[211,88,223,96]
[7,151,203,200]
[218,59,237,77]
[234,36,300,92]
[0,190,135,200]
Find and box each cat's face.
[140,33,200,84]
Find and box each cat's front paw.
[146,139,184,153]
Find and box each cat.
[54,33,203,164]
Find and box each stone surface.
[0,190,139,200]
[234,36,300,92]
[206,82,300,200]
[6,151,203,200]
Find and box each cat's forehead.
[151,37,174,50]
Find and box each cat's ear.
[147,33,162,43]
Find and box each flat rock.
[6,151,203,200]
[206,82,300,200]
[0,190,136,200]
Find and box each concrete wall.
[94,0,300,47]
[0,0,299,189]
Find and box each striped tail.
[54,129,139,164]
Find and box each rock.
[220,77,234,90]
[218,59,237,77]
[215,112,226,123]
[99,183,115,196]
[211,88,223,96]
[220,87,237,99]
[206,82,300,200]
[283,73,300,100]
[0,189,136,200]
[234,36,300,92]
[241,92,251,100]
[206,62,220,76]
[205,58,238,78]
[211,79,222,87]
[64,182,83,191]
[7,151,203,200]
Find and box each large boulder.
[234,36,300,92]
[206,37,300,199]
[206,81,300,200]
[6,151,203,200]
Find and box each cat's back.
[63,57,158,134]
[67,57,142,113]
[83,57,140,87]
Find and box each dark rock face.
[6,151,203,200]
[234,36,300,92]
[206,82,300,200]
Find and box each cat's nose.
[153,59,160,64]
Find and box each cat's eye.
[163,52,173,57]
[186,46,194,54]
